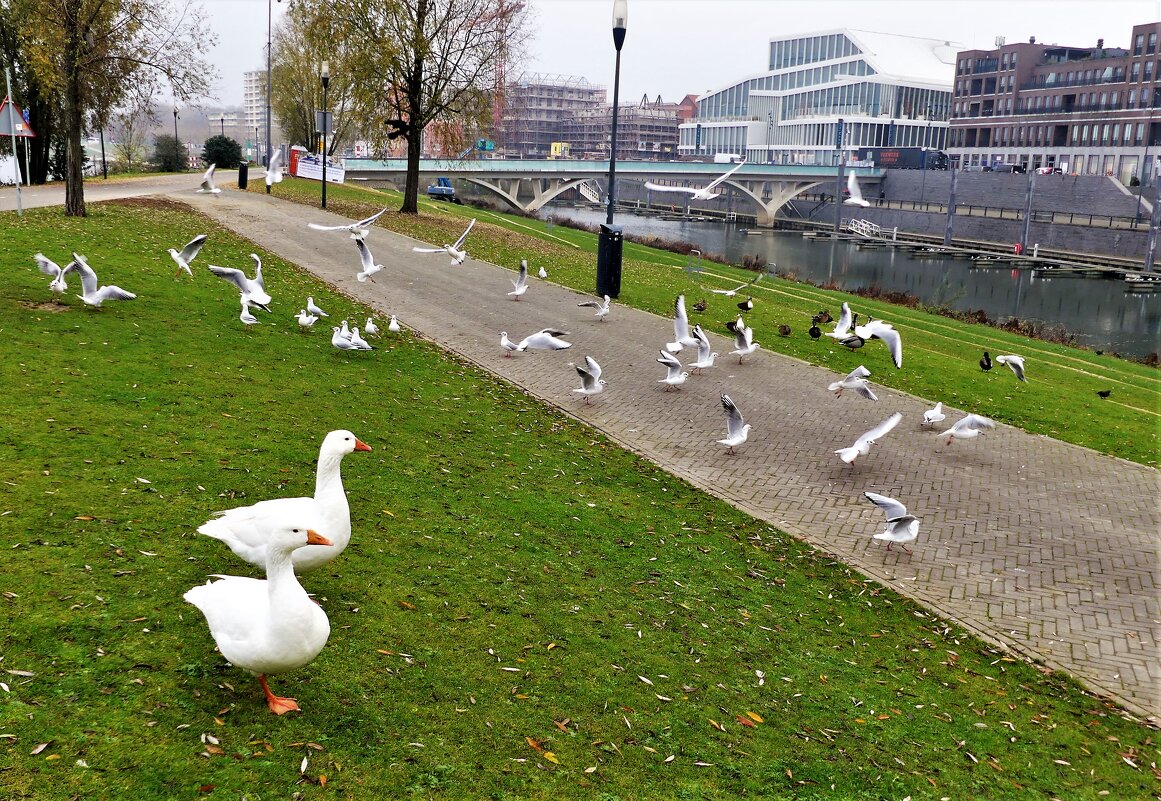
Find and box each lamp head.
[612,0,627,51]
[321,60,330,87]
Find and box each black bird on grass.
[817,309,833,324]
[778,324,792,337]
[808,320,821,339]
[1097,389,1112,399]
[692,298,708,313]
[737,296,754,312]
[980,351,993,371]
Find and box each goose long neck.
[264,547,304,601]
[314,450,346,500]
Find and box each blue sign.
[835,118,844,150]
[695,123,702,149]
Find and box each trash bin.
[596,223,623,298]
[238,161,248,190]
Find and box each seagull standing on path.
[34,253,69,294]
[306,296,329,318]
[572,356,606,404]
[666,294,701,353]
[578,294,612,321]
[62,253,137,306]
[500,331,519,357]
[922,402,946,427]
[995,354,1027,382]
[939,414,996,445]
[828,365,877,400]
[209,255,271,311]
[197,164,221,194]
[412,218,476,265]
[307,207,388,239]
[844,172,871,207]
[729,318,759,363]
[508,260,529,300]
[657,349,689,391]
[687,324,717,374]
[645,158,746,200]
[863,492,920,553]
[355,238,384,283]
[717,393,751,454]
[168,234,208,278]
[835,412,902,464]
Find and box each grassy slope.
[0,200,1156,801]
[261,178,1160,468]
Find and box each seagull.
[572,356,606,404]
[307,207,388,239]
[338,319,352,340]
[995,354,1027,382]
[840,319,903,368]
[331,326,359,351]
[844,172,871,207]
[387,315,400,333]
[710,274,762,297]
[825,302,856,341]
[922,402,946,427]
[645,158,746,201]
[729,318,759,363]
[517,328,571,351]
[508,259,529,300]
[717,393,751,454]
[197,164,221,194]
[168,234,208,278]
[412,218,476,265]
[500,331,519,357]
[939,413,996,445]
[979,351,993,371]
[295,309,318,330]
[657,349,689,391]
[349,327,374,350]
[828,365,877,400]
[687,324,717,374]
[208,255,271,311]
[34,253,69,294]
[863,492,920,553]
[264,148,284,187]
[578,294,612,321]
[62,253,137,306]
[666,294,701,353]
[835,411,902,464]
[355,238,384,283]
[306,296,329,318]
[239,298,261,328]
[364,317,379,336]
[537,265,548,279]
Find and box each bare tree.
[8,0,216,215]
[110,105,151,172]
[330,0,530,213]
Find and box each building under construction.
[564,94,682,159]
[496,73,607,159]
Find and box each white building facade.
[679,29,957,165]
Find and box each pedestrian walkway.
[177,188,1160,719]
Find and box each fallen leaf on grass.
[664,755,675,763]
[6,670,35,677]
[525,737,544,753]
[709,719,726,732]
[638,676,653,686]
[543,752,560,765]
[745,711,764,723]
[30,742,52,755]
[736,715,756,728]
[398,601,416,610]
[584,766,598,774]
[553,719,570,732]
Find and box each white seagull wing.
[644,181,698,195]
[703,158,746,192]
[178,234,208,264]
[864,491,908,521]
[721,393,745,438]
[452,218,476,250]
[856,411,903,448]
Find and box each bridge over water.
[344,158,882,225]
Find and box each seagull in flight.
[835,411,902,464]
[710,274,762,297]
[355,238,384,283]
[657,349,689,391]
[666,294,701,353]
[517,328,571,351]
[62,253,137,306]
[922,402,946,427]
[197,164,221,194]
[308,207,388,239]
[717,393,751,454]
[572,356,606,404]
[863,492,920,553]
[34,253,69,294]
[413,218,476,265]
[839,318,903,369]
[844,172,871,207]
[168,234,208,278]
[208,254,271,311]
[578,294,612,321]
[687,324,717,374]
[729,317,759,363]
[828,365,877,400]
[264,148,284,187]
[645,159,747,201]
[939,413,996,445]
[995,354,1027,382]
[508,259,529,300]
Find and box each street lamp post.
[321,61,329,209]
[596,0,628,298]
[173,107,179,168]
[265,0,279,193]
[219,116,225,137]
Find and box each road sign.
[0,97,35,137]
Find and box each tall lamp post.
[596,0,627,298]
[173,107,180,169]
[265,0,281,193]
[321,61,329,209]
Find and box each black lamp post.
[172,107,179,169]
[596,0,627,298]
[321,60,329,209]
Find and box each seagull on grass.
[308,207,388,239]
[508,260,529,300]
[645,158,746,201]
[295,309,318,330]
[168,234,208,278]
[717,393,751,454]
[995,354,1027,382]
[34,253,69,294]
[62,253,137,306]
[332,326,360,351]
[572,356,606,404]
[835,412,902,464]
[412,218,476,265]
[197,164,221,194]
[864,492,920,553]
[355,238,384,283]
[387,315,400,333]
[349,327,374,350]
[306,296,328,318]
[209,255,271,311]
[578,294,612,321]
[364,317,379,336]
[828,365,877,400]
[657,349,688,391]
[239,298,261,328]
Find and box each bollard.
[1032,243,1040,258]
[237,161,248,190]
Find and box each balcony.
[972,59,999,74]
[1020,74,1125,90]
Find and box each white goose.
[185,516,333,714]
[197,430,372,572]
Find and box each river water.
[543,206,1161,360]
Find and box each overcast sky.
[204,0,1159,107]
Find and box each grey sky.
[205,0,1159,107]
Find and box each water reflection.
[545,206,1161,359]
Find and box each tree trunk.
[62,25,85,216]
[401,120,421,214]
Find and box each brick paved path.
[179,189,1160,720]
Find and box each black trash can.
[237,161,249,190]
[596,223,623,298]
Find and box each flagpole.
[4,67,21,215]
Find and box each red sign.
[0,97,35,137]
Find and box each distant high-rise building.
[680,29,957,165]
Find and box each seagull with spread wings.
[413,218,476,265]
[308,207,388,239]
[197,164,221,195]
[717,393,751,455]
[834,412,902,464]
[863,492,920,553]
[168,234,208,278]
[62,253,137,307]
[645,159,746,201]
[572,356,606,404]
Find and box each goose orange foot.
[259,675,301,715]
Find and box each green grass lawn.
[0,199,1157,800]
[258,177,1161,468]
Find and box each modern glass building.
[679,29,957,165]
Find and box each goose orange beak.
[354,438,372,452]
[306,529,333,546]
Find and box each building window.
[1149,32,1158,54]
[1146,61,1155,82]
[1001,53,1009,70]
[1132,62,1141,81]
[1134,34,1144,56]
